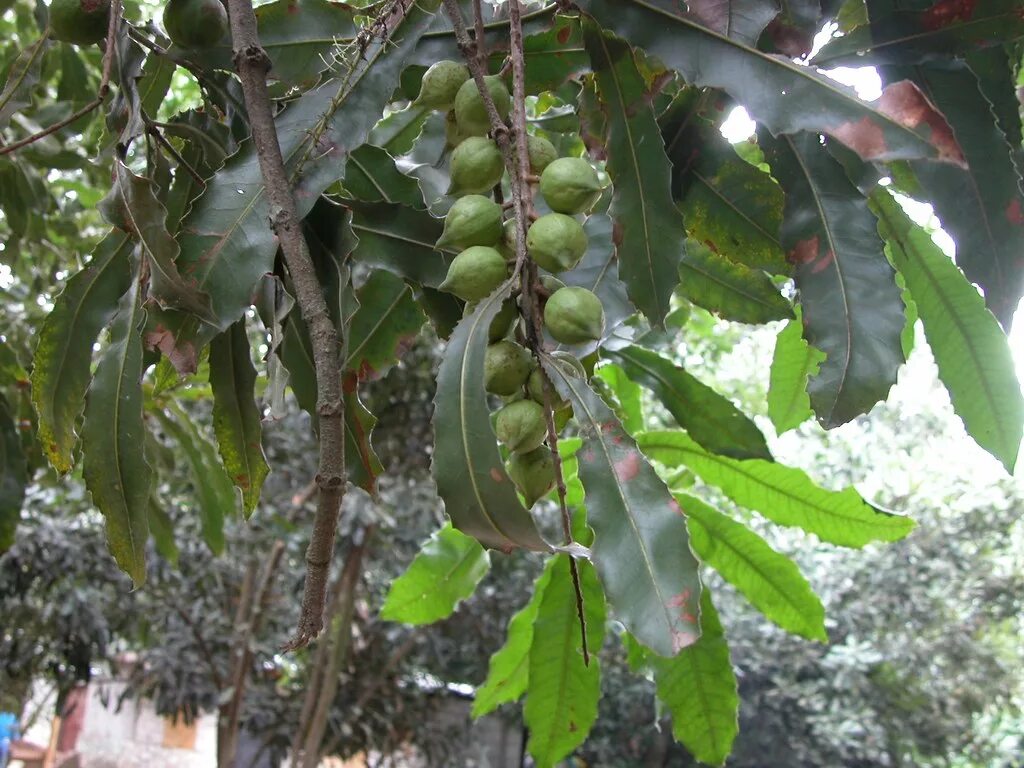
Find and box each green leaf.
[579,0,965,165]
[678,493,827,641]
[584,22,686,325]
[542,357,702,657]
[148,499,179,567]
[888,62,1024,328]
[432,284,549,552]
[82,282,152,587]
[651,591,738,767]
[759,131,905,427]
[381,523,490,625]
[345,144,425,208]
[767,312,826,435]
[524,554,606,768]
[594,362,644,435]
[0,395,27,552]
[111,161,216,324]
[368,104,431,155]
[344,270,426,380]
[678,239,793,325]
[167,6,437,363]
[472,562,553,718]
[209,321,270,517]
[873,191,1024,473]
[813,0,1024,67]
[684,0,779,43]
[638,430,915,547]
[348,199,455,288]
[32,231,134,473]
[605,345,771,460]
[155,405,237,555]
[0,33,49,129]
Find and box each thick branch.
[227,0,346,650]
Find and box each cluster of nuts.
[418,60,610,507]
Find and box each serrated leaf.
[433,284,549,552]
[678,493,827,640]
[580,0,965,165]
[886,61,1024,328]
[148,499,179,567]
[813,0,1024,67]
[0,33,49,129]
[766,0,822,57]
[638,430,915,547]
[0,395,27,552]
[542,356,702,657]
[381,523,490,625]
[584,22,686,325]
[605,345,771,460]
[678,239,793,324]
[760,131,905,427]
[209,321,270,516]
[32,232,135,474]
[472,562,553,718]
[155,405,237,554]
[82,282,152,587]
[345,144,425,208]
[344,270,426,381]
[167,6,437,362]
[368,104,431,155]
[873,191,1024,473]
[111,162,216,323]
[684,0,779,43]
[348,199,455,288]
[525,553,606,768]
[768,311,826,435]
[650,591,738,767]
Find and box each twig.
[227,0,347,650]
[443,0,589,664]
[143,114,206,186]
[0,0,122,157]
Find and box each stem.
[143,115,206,186]
[443,0,589,664]
[227,0,347,650]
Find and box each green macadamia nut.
[50,0,110,44]
[495,399,548,454]
[544,286,606,345]
[164,0,228,48]
[527,213,588,273]
[507,447,556,506]
[454,75,512,136]
[417,60,471,110]
[484,341,533,396]
[527,351,584,407]
[527,135,558,174]
[448,136,505,196]
[439,246,508,301]
[539,157,603,214]
[436,195,503,249]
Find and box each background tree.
[2,0,1024,765]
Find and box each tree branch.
[226,0,347,650]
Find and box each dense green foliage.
[2,0,1024,764]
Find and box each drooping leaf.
[32,232,134,474]
[678,239,793,325]
[767,310,826,435]
[579,0,965,165]
[813,0,1024,67]
[0,33,49,129]
[605,345,772,460]
[885,61,1024,328]
[155,405,237,555]
[148,499,179,567]
[650,591,738,767]
[472,562,553,718]
[542,356,702,656]
[638,430,915,547]
[759,131,905,427]
[344,270,426,381]
[82,282,151,587]
[873,191,1024,472]
[584,22,686,325]
[524,553,606,768]
[209,320,270,517]
[381,523,490,625]
[433,284,549,552]
[678,493,827,641]
[0,395,27,552]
